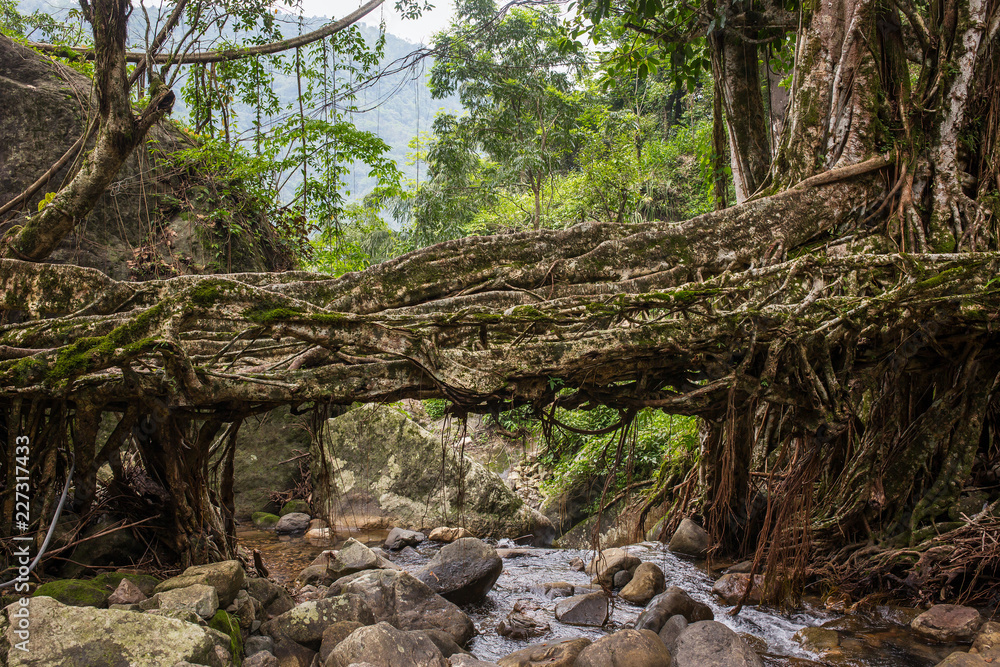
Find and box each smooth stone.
[575,628,672,666]
[325,622,448,667]
[245,634,275,656]
[712,573,764,605]
[585,547,640,587]
[912,605,984,643]
[428,526,474,543]
[385,527,426,550]
[672,620,764,667]
[275,512,311,535]
[613,570,633,588]
[553,592,609,627]
[668,518,710,557]
[635,586,714,633]
[620,562,666,605]
[415,537,503,604]
[658,614,688,654]
[496,637,592,667]
[319,620,364,664]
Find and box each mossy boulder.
[0,596,224,666]
[209,610,244,665]
[252,512,280,528]
[92,572,160,597]
[234,407,312,520]
[33,579,110,608]
[153,560,246,607]
[279,500,309,516]
[313,404,554,545]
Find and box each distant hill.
[12,1,460,203]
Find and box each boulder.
[32,579,110,608]
[275,512,311,535]
[553,592,609,627]
[620,562,666,605]
[671,621,764,667]
[319,620,365,663]
[306,527,331,540]
[280,499,310,516]
[328,569,476,645]
[416,537,503,604]
[712,573,763,605]
[261,595,374,649]
[450,656,500,667]
[150,583,219,619]
[246,634,275,656]
[428,527,474,543]
[574,628,673,667]
[246,577,295,619]
[313,405,555,544]
[325,622,449,667]
[934,653,991,666]
[253,512,281,528]
[243,651,279,667]
[635,587,713,633]
[413,628,470,658]
[0,596,222,666]
[912,605,984,643]
[153,560,246,606]
[328,538,387,579]
[586,547,641,587]
[385,527,426,550]
[613,570,633,588]
[273,636,316,667]
[658,614,688,654]
[535,581,576,598]
[496,637,592,667]
[668,518,710,558]
[107,578,146,605]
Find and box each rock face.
[620,562,667,605]
[313,405,555,544]
[416,537,503,604]
[328,569,476,645]
[912,605,984,643]
[668,518,710,557]
[326,622,449,667]
[671,621,764,667]
[0,596,223,666]
[496,637,593,667]
[385,527,426,550]
[575,628,673,667]
[0,34,286,282]
[428,526,474,543]
[712,573,764,605]
[275,512,311,535]
[586,547,641,587]
[635,587,714,633]
[153,560,246,607]
[553,592,609,627]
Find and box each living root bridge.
[0,187,998,597]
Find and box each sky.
[298,0,456,44]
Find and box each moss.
[279,500,309,516]
[310,312,349,324]
[190,280,232,307]
[252,512,280,528]
[91,572,160,596]
[471,313,503,323]
[209,609,243,665]
[33,579,109,608]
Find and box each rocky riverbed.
[2,526,991,666]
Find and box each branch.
[27,0,384,65]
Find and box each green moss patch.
[209,609,243,664]
[33,579,110,608]
[252,512,280,527]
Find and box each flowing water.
[238,528,959,666]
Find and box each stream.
[237,528,959,666]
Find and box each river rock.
[635,586,714,632]
[586,547,640,587]
[450,656,500,667]
[536,581,576,598]
[318,620,365,663]
[794,626,840,652]
[0,596,224,666]
[497,637,593,666]
[243,651,279,667]
[672,620,764,667]
[107,578,146,605]
[260,595,374,649]
[327,538,396,579]
[153,559,246,606]
[712,573,764,605]
[554,592,609,627]
[313,405,555,545]
[912,604,984,643]
[326,622,449,667]
[273,636,316,667]
[246,577,295,619]
[658,614,688,653]
[429,526,474,543]
[497,600,550,639]
[575,628,673,666]
[620,562,666,605]
[149,583,219,619]
[613,569,633,588]
[327,569,476,645]
[246,634,275,656]
[668,518,710,557]
[275,512,311,535]
[385,527,426,550]
[416,537,503,604]
[569,557,585,571]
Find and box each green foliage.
[310,202,401,275]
